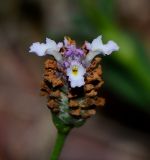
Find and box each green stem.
[50,130,70,160]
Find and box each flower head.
[29,35,119,126]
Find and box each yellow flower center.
[72,66,78,76]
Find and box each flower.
[85,36,119,63]
[66,61,86,88]
[29,38,63,61]
[30,35,119,125]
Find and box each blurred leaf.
[76,0,150,110]
[104,64,149,108]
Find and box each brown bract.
[40,59,64,113]
[41,57,105,121]
[68,57,105,119]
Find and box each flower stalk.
[50,129,71,160]
[50,113,73,160]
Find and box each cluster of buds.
[29,36,119,126]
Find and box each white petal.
[91,35,119,54]
[91,35,103,51]
[45,38,63,61]
[29,38,63,61]
[46,38,64,52]
[101,40,119,55]
[85,35,119,63]
[57,42,63,48]
[85,51,100,64]
[29,42,49,56]
[29,38,57,56]
[45,49,62,62]
[46,38,57,50]
[66,62,86,88]
[70,77,85,88]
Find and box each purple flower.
[64,45,84,58]
[63,61,70,68]
[76,48,84,56]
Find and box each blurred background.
[0,0,150,159]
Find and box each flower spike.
[29,35,119,121]
[29,35,119,160]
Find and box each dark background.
[0,0,150,159]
